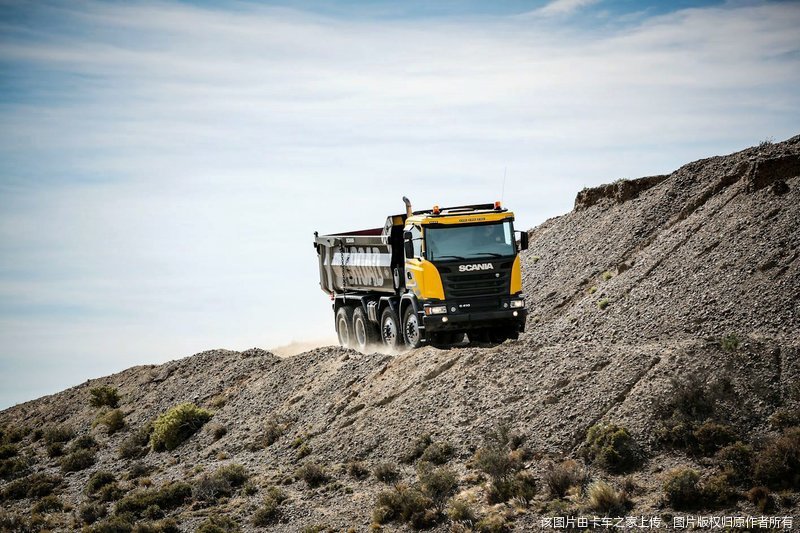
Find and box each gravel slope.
[1,136,798,532]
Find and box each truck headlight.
[510,300,525,309]
[426,305,448,315]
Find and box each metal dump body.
[314,224,398,295]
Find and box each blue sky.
[1,0,798,408]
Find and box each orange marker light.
[432,205,440,214]
[494,201,502,210]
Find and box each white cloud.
[0,0,798,407]
[535,0,601,17]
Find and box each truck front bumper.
[422,308,527,333]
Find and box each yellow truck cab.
[314,197,528,351]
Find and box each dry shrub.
[753,427,800,490]
[587,480,630,515]
[545,459,587,498]
[374,461,399,483]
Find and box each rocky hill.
[1,136,799,532]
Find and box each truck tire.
[353,307,379,352]
[380,308,402,350]
[468,329,490,344]
[403,306,424,349]
[335,306,355,348]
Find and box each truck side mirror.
[403,231,415,258]
[518,231,529,251]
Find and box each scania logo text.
[459,263,494,272]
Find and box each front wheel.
[403,306,424,349]
[335,306,355,348]
[380,308,403,350]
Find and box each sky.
[1,0,798,408]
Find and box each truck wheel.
[488,329,509,344]
[335,306,355,348]
[380,308,402,350]
[353,307,379,352]
[468,330,490,344]
[403,306,424,349]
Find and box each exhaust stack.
[402,196,413,217]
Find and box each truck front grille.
[438,262,512,300]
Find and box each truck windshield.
[425,221,515,261]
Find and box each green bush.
[719,334,740,352]
[297,462,329,488]
[90,386,120,408]
[0,455,31,480]
[46,442,64,458]
[131,519,180,533]
[346,460,369,479]
[208,423,227,441]
[486,469,537,504]
[43,425,75,445]
[587,480,630,515]
[84,515,134,533]
[692,421,736,456]
[192,464,249,502]
[417,462,458,504]
[79,501,107,524]
[0,444,17,459]
[1,473,62,500]
[545,459,587,498]
[118,425,152,459]
[114,481,191,517]
[400,433,433,464]
[446,497,476,523]
[372,483,437,529]
[60,448,96,472]
[472,446,522,482]
[420,441,454,465]
[0,424,28,444]
[582,423,639,473]
[663,468,701,510]
[196,514,240,533]
[374,461,399,483]
[701,473,736,507]
[95,409,126,435]
[32,494,63,513]
[149,403,212,451]
[72,434,99,450]
[98,482,126,502]
[258,416,289,448]
[87,471,117,495]
[252,486,288,526]
[597,298,610,310]
[715,441,753,484]
[753,427,800,490]
[656,375,722,422]
[769,406,800,429]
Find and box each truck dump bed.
[314,217,404,295]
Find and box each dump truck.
[313,197,528,351]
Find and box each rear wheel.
[403,306,424,349]
[335,306,355,348]
[380,308,402,350]
[353,307,379,352]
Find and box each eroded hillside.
[1,137,799,532]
